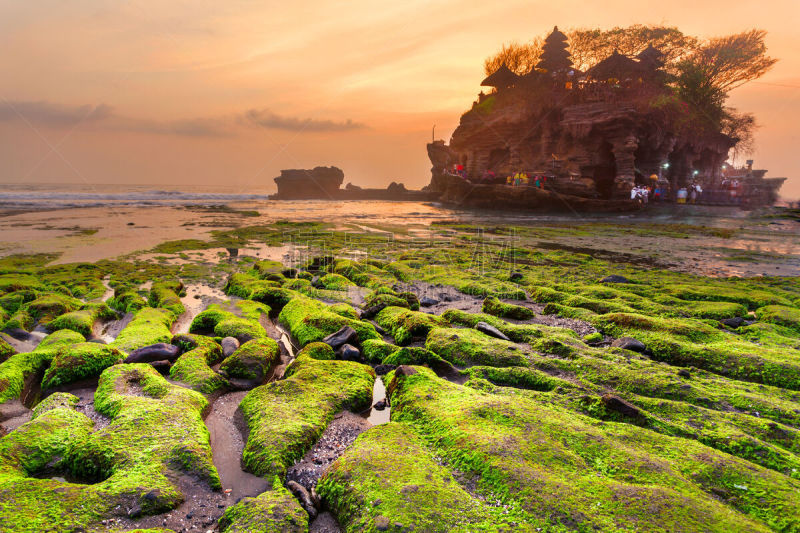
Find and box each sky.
[0,0,798,198]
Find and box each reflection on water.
[366,377,390,426]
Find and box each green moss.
[279,296,379,347]
[0,274,44,294]
[0,337,14,361]
[218,477,308,532]
[426,327,529,367]
[374,306,444,346]
[461,366,560,391]
[169,334,227,393]
[296,341,336,361]
[220,337,280,381]
[382,346,444,367]
[361,338,399,363]
[148,281,186,318]
[0,329,85,403]
[0,290,38,315]
[31,391,79,418]
[48,303,115,336]
[254,260,287,281]
[240,353,374,477]
[319,422,531,532]
[318,273,355,290]
[108,285,146,314]
[41,342,126,389]
[388,367,797,532]
[756,305,800,333]
[111,308,175,353]
[24,293,82,326]
[482,296,534,320]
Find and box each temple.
[426,26,786,207]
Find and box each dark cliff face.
[429,81,746,202]
[272,167,344,200]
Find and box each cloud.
[0,99,365,137]
[0,100,112,126]
[243,108,366,132]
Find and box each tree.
[568,25,696,73]
[681,30,776,92]
[483,39,542,76]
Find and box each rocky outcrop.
[272,166,344,200]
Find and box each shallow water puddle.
[206,390,269,500]
[366,376,390,425]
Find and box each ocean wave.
[0,190,269,209]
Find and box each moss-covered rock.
[0,337,14,361]
[108,285,147,314]
[240,353,374,478]
[319,422,529,532]
[482,296,534,320]
[148,281,186,318]
[756,305,800,333]
[296,341,336,361]
[361,338,399,363]
[218,477,308,533]
[41,342,126,389]
[190,302,267,343]
[279,296,379,347]
[48,303,115,336]
[0,329,85,403]
[374,306,445,345]
[426,327,529,367]
[388,367,798,532]
[25,293,82,326]
[170,334,227,393]
[111,307,175,353]
[317,273,355,291]
[220,337,280,381]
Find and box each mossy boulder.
[361,338,399,363]
[41,342,126,389]
[111,307,175,353]
[317,273,355,291]
[48,303,115,336]
[190,302,267,343]
[220,337,280,381]
[756,305,800,333]
[25,293,82,326]
[374,306,445,345]
[0,337,14,361]
[297,341,336,361]
[240,353,374,478]
[388,367,798,532]
[319,422,526,532]
[170,334,227,393]
[108,285,146,314]
[217,477,308,533]
[148,281,186,318]
[279,296,380,347]
[0,329,85,403]
[426,327,529,367]
[482,296,534,320]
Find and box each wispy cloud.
[243,108,366,132]
[0,100,365,136]
[0,101,112,125]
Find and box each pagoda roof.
[481,64,520,88]
[636,44,666,68]
[585,50,642,79]
[545,25,568,44]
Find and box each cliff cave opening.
[593,141,617,199]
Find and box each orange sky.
[0,0,798,198]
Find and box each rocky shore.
[0,218,799,532]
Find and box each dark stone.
[373,399,387,411]
[337,344,361,362]
[600,275,632,284]
[374,516,390,531]
[126,222,135,226]
[394,365,417,377]
[149,360,172,374]
[361,305,384,319]
[221,337,240,357]
[601,394,642,418]
[1,328,34,341]
[124,343,181,364]
[509,271,524,281]
[420,296,439,307]
[323,326,358,350]
[371,322,387,335]
[286,480,318,519]
[611,337,646,353]
[475,322,511,341]
[677,369,692,378]
[721,316,745,329]
[311,275,323,288]
[127,504,142,518]
[374,364,396,375]
[281,268,298,278]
